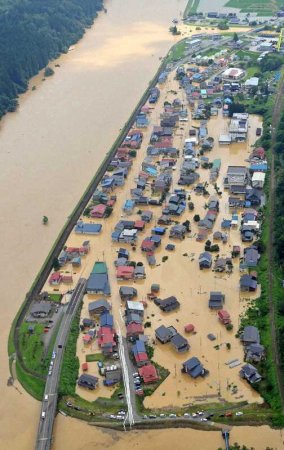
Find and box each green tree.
[233,32,239,42]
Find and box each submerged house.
[209,291,225,309]
[199,251,212,269]
[171,333,190,353]
[182,357,205,378]
[155,325,176,344]
[156,296,180,312]
[86,262,111,296]
[119,286,137,301]
[240,363,262,384]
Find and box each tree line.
[0,0,103,119]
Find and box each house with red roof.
[116,266,135,280]
[62,274,73,284]
[49,272,62,285]
[97,327,116,355]
[135,352,149,367]
[141,239,155,252]
[90,204,107,218]
[82,362,88,371]
[134,220,145,231]
[138,364,159,383]
[126,323,144,339]
[218,310,231,325]
[83,334,93,345]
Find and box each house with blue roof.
[100,313,114,328]
[75,222,102,235]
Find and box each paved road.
[116,310,139,426]
[35,278,87,450]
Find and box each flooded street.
[56,69,262,410]
[0,0,187,448]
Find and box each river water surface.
[0,0,282,449]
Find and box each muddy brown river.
[0,0,283,448]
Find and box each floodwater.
[53,68,262,409]
[0,0,189,448]
[0,1,282,449]
[54,417,284,450]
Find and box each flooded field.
[54,416,284,450]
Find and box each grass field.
[86,353,105,363]
[225,0,281,16]
[48,293,62,303]
[16,361,45,400]
[19,322,48,374]
[167,40,187,62]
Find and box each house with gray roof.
[240,274,257,292]
[182,357,206,378]
[88,299,111,316]
[155,325,176,344]
[245,343,265,363]
[199,251,212,269]
[209,291,225,309]
[78,374,98,390]
[30,302,51,318]
[244,247,260,268]
[119,286,137,301]
[241,325,260,345]
[171,333,190,353]
[240,363,262,384]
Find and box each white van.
[41,412,46,420]
[44,394,48,401]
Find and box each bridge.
[35,278,87,450]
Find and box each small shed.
[82,362,88,372]
[184,324,195,333]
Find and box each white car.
[116,415,124,421]
[159,413,166,418]
[183,413,190,417]
[44,394,48,401]
[201,417,207,422]
[133,373,139,378]
[110,415,116,420]
[192,413,197,418]
[235,411,243,416]
[169,414,176,418]
[48,370,52,376]
[52,351,56,359]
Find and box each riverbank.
[53,417,284,450]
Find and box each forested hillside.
[0,0,103,118]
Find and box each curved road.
[35,278,87,450]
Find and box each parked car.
[235,411,243,416]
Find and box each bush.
[144,321,152,328]
[226,323,233,331]
[194,214,200,222]
[188,202,194,211]
[44,67,54,77]
[52,257,60,271]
